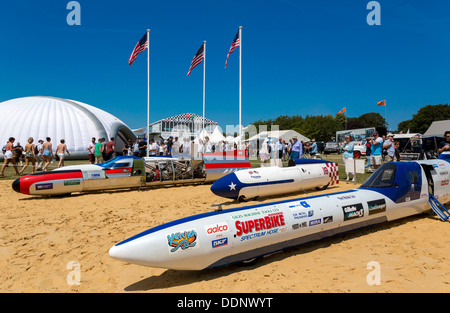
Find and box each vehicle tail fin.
[429,194,450,221]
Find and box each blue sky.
[1,0,450,132]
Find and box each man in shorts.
[56,139,70,168]
[369,132,383,172]
[95,138,104,164]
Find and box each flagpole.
[146,29,150,157]
[203,41,206,136]
[239,26,243,150]
[346,109,347,130]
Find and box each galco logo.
[205,222,228,236]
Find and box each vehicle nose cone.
[108,244,128,262]
[210,172,241,199]
[12,178,20,193]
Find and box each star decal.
[229,181,236,191]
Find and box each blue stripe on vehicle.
[114,189,360,246]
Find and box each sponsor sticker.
[323,216,333,224]
[292,210,314,219]
[309,218,321,226]
[36,183,53,190]
[248,170,261,179]
[64,180,81,186]
[235,211,285,241]
[204,222,229,237]
[292,222,307,230]
[342,203,364,221]
[337,194,357,201]
[212,238,228,248]
[167,230,197,253]
[367,199,386,215]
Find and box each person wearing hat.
[310,139,318,158]
[383,134,395,162]
[290,136,302,159]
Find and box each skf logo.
[212,238,228,248]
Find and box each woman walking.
[42,137,53,171]
[19,137,36,174]
[1,137,20,176]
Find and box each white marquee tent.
[423,119,450,137]
[0,96,136,159]
[246,129,310,143]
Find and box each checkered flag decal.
[324,162,339,186]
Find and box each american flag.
[187,43,204,76]
[225,29,240,69]
[128,33,148,66]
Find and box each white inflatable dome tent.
[0,96,136,160]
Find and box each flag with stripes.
[187,43,204,76]
[128,33,148,66]
[225,29,240,69]
[377,100,386,106]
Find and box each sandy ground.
[1,179,450,293]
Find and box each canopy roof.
[423,119,450,137]
[246,129,310,142]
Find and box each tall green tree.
[397,104,450,134]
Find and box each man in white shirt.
[148,138,158,156]
[183,138,191,154]
[172,137,181,155]
[275,138,284,160]
[132,138,140,157]
[87,137,96,164]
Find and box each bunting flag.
[225,29,240,69]
[377,100,386,106]
[338,107,346,115]
[187,44,205,76]
[128,33,148,66]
